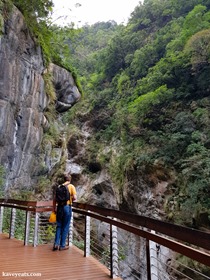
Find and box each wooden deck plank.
[0,234,121,280]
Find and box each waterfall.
[10,121,19,177]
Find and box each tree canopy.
[65,0,210,228]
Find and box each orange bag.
[49,212,56,223]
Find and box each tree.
[12,0,53,19]
[185,29,210,70]
[103,33,127,81]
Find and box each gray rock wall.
[0,6,80,195]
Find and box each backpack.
[55,184,70,205]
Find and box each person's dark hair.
[64,174,71,181]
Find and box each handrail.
[0,199,210,279]
[0,198,53,212]
[73,204,210,267]
[73,202,210,251]
[1,198,210,250]
[0,198,40,206]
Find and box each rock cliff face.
[65,114,172,279]
[0,6,80,195]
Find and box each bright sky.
[52,0,141,27]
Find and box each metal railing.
[0,199,210,279]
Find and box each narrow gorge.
[1,1,210,278]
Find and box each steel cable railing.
[38,213,56,244]
[150,247,210,280]
[0,199,210,280]
[71,212,85,250]
[116,229,147,280]
[2,206,10,234]
[91,219,111,266]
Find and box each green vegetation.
[5,0,81,90]
[63,0,210,229]
[73,239,84,251]
[0,165,5,196]
[0,0,4,34]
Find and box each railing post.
[110,222,119,279]
[0,206,4,233]
[33,212,39,247]
[84,214,90,257]
[9,208,16,239]
[68,212,74,246]
[150,230,160,280]
[146,238,151,280]
[24,210,31,246]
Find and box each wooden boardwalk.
[0,234,121,280]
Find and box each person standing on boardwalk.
[53,174,77,251]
